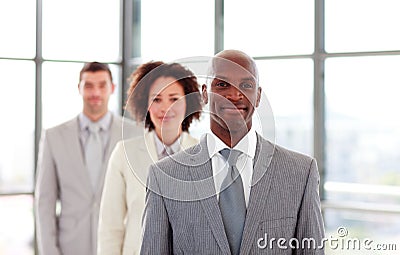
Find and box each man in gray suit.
[140,50,325,254]
[35,62,140,255]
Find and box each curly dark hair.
[126,61,202,132]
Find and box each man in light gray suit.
[35,62,140,255]
[140,50,325,254]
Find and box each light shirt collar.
[79,111,112,131]
[153,132,182,156]
[207,127,257,160]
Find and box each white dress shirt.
[78,111,112,159]
[206,128,257,207]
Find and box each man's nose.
[92,86,101,95]
[225,86,243,101]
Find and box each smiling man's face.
[203,52,261,142]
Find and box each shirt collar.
[153,132,182,155]
[79,111,112,131]
[206,127,257,159]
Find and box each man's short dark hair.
[79,62,113,82]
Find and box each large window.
[0,0,36,58]
[1,0,122,254]
[325,0,400,53]
[225,0,314,56]
[0,60,35,194]
[141,0,215,61]
[257,59,314,155]
[324,55,400,254]
[0,2,37,254]
[42,0,121,62]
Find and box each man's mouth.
[221,105,247,113]
[89,98,101,103]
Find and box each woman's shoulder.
[114,133,148,151]
[181,132,199,148]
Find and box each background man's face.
[79,70,115,116]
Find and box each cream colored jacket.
[97,131,198,255]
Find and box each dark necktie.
[219,148,246,255]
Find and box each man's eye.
[216,81,228,87]
[240,83,254,89]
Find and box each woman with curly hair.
[98,61,202,255]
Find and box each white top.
[206,128,257,207]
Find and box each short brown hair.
[79,62,113,82]
[126,61,202,132]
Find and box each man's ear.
[78,83,82,95]
[202,84,208,104]
[256,86,262,107]
[111,83,116,94]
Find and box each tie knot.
[87,123,101,133]
[219,148,241,166]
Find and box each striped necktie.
[219,148,246,255]
[85,123,103,190]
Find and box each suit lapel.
[240,134,276,254]
[188,137,231,255]
[62,117,92,192]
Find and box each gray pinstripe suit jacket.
[141,133,325,255]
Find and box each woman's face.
[148,76,187,136]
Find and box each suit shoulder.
[116,135,145,150]
[115,115,143,137]
[43,117,77,136]
[113,114,135,126]
[272,143,315,170]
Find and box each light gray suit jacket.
[141,134,325,254]
[35,113,141,255]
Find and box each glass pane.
[257,59,313,155]
[0,195,34,255]
[326,0,400,53]
[324,208,400,254]
[42,0,120,62]
[326,56,400,200]
[0,60,35,193]
[225,0,314,57]
[0,0,36,58]
[141,0,214,61]
[42,62,121,129]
